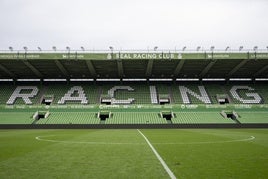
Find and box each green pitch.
[0,129,267,178]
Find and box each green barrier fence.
[1,104,268,112]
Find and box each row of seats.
[106,113,167,124]
[36,112,99,124]
[1,111,268,124]
[172,112,235,124]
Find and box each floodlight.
[154,46,158,51]
[196,46,201,51]
[210,46,215,51]
[182,46,186,51]
[23,46,27,51]
[37,47,42,51]
[239,46,243,51]
[109,46,114,54]
[253,46,258,51]
[52,46,56,51]
[66,46,70,51]
[225,46,230,51]
[81,46,85,51]
[267,46,268,50]
[9,47,13,51]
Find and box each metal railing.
[0,48,268,53]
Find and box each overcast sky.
[0,0,267,51]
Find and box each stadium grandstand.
[0,49,268,128]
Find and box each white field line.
[35,136,143,145]
[137,129,176,179]
[35,135,255,146]
[153,136,255,145]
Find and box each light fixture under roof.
[253,46,258,51]
[176,78,199,81]
[202,78,226,81]
[96,79,120,81]
[229,78,252,81]
[149,78,172,81]
[44,79,67,82]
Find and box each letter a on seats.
[58,86,88,104]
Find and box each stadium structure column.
[55,60,69,77]
[226,59,250,78]
[21,52,43,78]
[199,60,217,78]
[226,78,230,84]
[85,60,97,78]
[252,77,256,84]
[199,78,203,85]
[22,60,43,78]
[173,59,185,77]
[13,78,16,85]
[146,59,154,78]
[0,64,16,78]
[253,64,268,77]
[117,59,124,79]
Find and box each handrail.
[0,49,268,53]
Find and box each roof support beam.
[22,60,43,78]
[226,59,249,77]
[145,59,154,77]
[253,64,268,77]
[117,60,124,78]
[85,60,97,78]
[0,64,16,78]
[199,61,216,78]
[173,59,185,77]
[55,60,69,76]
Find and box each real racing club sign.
[110,53,182,60]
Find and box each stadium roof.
[0,50,268,79]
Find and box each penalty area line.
[137,129,176,179]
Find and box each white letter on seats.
[58,86,88,104]
[179,86,211,104]
[149,86,158,104]
[230,86,262,104]
[108,86,134,104]
[7,86,39,105]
